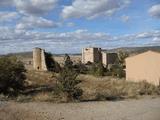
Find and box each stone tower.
[102,51,118,67]
[82,47,102,64]
[33,48,48,71]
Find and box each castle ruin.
[82,47,118,67]
[102,51,118,67]
[33,48,48,71]
[82,47,102,64]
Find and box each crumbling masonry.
[33,48,48,71]
[82,47,102,64]
[82,47,118,68]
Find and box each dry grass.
[78,75,160,101]
[1,55,157,103]
[25,70,56,85]
[11,72,160,103]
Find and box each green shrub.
[89,62,105,76]
[96,62,105,76]
[64,54,73,69]
[117,50,129,67]
[110,64,125,78]
[56,68,83,101]
[0,56,26,96]
[56,55,83,101]
[73,62,88,74]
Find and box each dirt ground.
[0,97,160,120]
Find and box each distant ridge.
[0,51,81,58]
[106,46,160,54]
[1,46,160,57]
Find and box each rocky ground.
[0,97,160,120]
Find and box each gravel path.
[0,97,160,120]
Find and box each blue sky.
[0,0,160,54]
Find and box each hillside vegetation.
[0,50,160,103]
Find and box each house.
[125,50,160,86]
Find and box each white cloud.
[0,27,160,54]
[61,0,131,19]
[136,31,160,39]
[121,15,130,22]
[149,4,160,19]
[116,31,160,41]
[0,0,14,6]
[152,37,160,42]
[67,22,75,27]
[0,0,60,31]
[16,16,60,30]
[0,12,19,22]
[14,0,58,16]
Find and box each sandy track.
[0,98,160,120]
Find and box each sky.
[0,0,160,54]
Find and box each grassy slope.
[21,71,160,102]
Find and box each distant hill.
[1,46,160,57]
[0,51,81,58]
[106,46,160,54]
[6,52,33,58]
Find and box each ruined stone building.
[125,50,160,86]
[82,47,102,64]
[102,52,118,67]
[82,47,118,67]
[33,48,48,71]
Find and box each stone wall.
[41,49,48,71]
[33,48,48,71]
[82,47,102,64]
[102,52,118,67]
[82,47,118,67]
